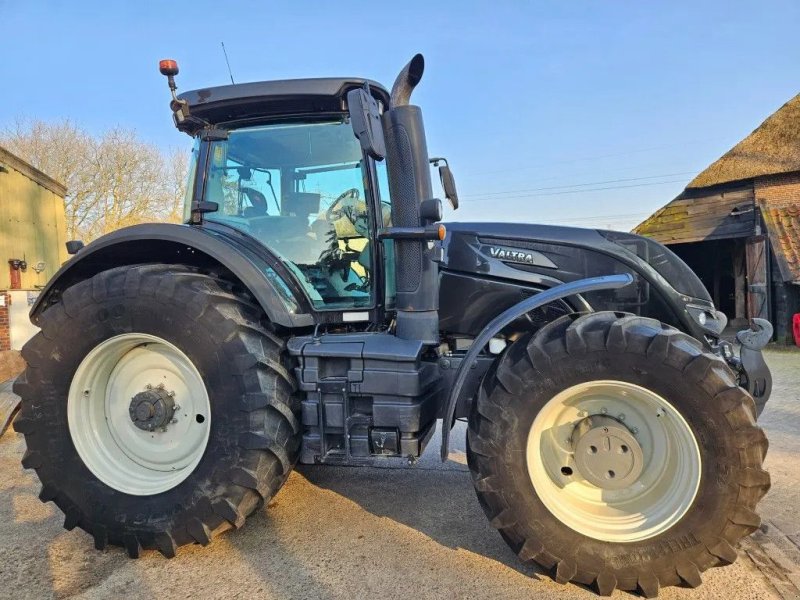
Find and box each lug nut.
[618,413,626,421]
[145,384,153,390]
[601,407,608,414]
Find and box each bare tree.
[165,148,189,223]
[1,118,189,241]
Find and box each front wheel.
[467,312,769,596]
[15,265,300,557]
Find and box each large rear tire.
[14,265,300,557]
[467,312,769,596]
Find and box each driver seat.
[241,187,269,217]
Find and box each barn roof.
[633,187,756,244]
[635,91,800,284]
[0,145,66,197]
[687,94,800,189]
[759,201,800,283]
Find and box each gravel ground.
[0,349,798,600]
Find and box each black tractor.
[14,55,773,596]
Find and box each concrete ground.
[0,350,23,383]
[0,350,798,600]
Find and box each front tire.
[467,312,769,596]
[14,265,300,557]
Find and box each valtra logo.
[486,245,556,268]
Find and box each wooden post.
[745,235,769,320]
[713,260,721,308]
[733,243,746,320]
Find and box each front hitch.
[726,318,773,416]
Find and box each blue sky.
[1,1,798,230]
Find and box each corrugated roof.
[759,200,800,283]
[687,94,800,189]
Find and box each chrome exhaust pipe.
[390,54,425,108]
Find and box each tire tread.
[15,264,300,558]
[467,312,769,595]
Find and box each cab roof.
[176,77,390,134]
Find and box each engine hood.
[443,221,612,247]
[441,221,712,303]
[436,221,721,339]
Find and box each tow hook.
[737,318,773,350]
[731,318,773,416]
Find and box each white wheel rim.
[526,380,701,542]
[68,333,210,496]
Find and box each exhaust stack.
[390,54,425,107]
[383,54,440,344]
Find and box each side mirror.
[431,158,459,210]
[66,240,84,255]
[347,85,386,160]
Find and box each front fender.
[440,273,634,460]
[31,223,315,328]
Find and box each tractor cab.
[172,77,396,315]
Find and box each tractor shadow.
[296,422,546,582]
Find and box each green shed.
[0,145,68,290]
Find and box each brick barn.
[635,94,800,343]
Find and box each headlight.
[686,304,726,334]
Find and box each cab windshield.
[200,120,386,310]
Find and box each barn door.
[745,236,769,320]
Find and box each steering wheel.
[326,188,361,221]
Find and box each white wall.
[9,291,40,351]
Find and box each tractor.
[13,54,773,596]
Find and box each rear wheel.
[14,265,300,557]
[467,312,769,596]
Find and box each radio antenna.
[221,42,235,84]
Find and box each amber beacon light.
[159,59,179,76]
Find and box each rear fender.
[440,273,634,460]
[31,223,315,328]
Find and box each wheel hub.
[129,385,176,431]
[571,415,643,490]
